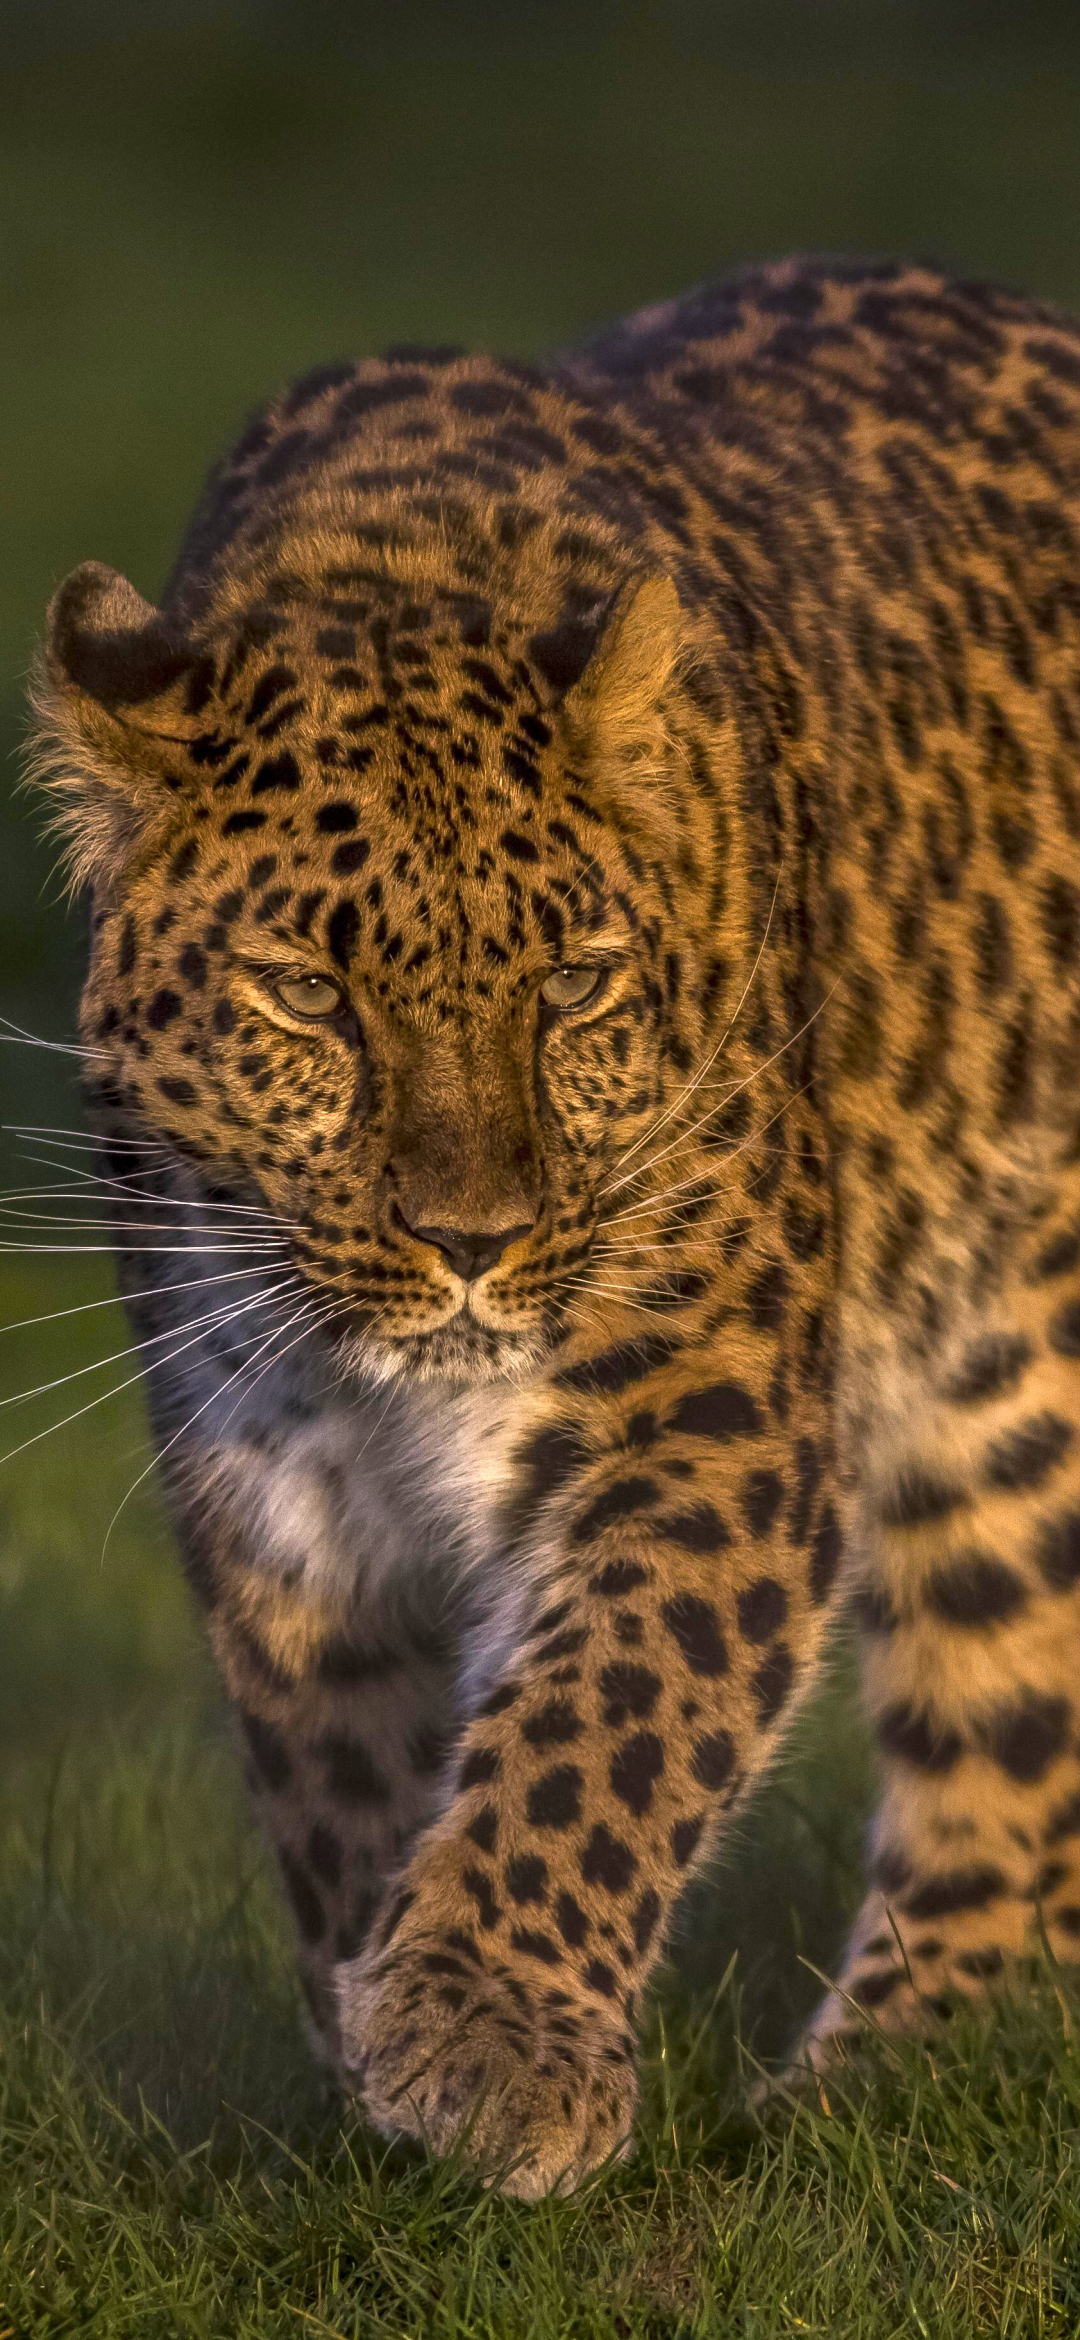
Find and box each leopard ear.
[561,574,686,783]
[29,561,211,895]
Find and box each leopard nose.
[401,1217,533,1282]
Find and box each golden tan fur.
[31,256,1080,2191]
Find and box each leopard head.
[35,558,721,1385]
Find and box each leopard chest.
[190,1363,547,1630]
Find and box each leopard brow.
[554,928,630,962]
[236,952,340,981]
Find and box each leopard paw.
[754,1969,962,2110]
[763,1887,1042,2107]
[335,1929,638,2199]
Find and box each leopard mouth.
[333,1301,553,1390]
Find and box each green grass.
[2,1260,1080,2335]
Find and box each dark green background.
[4,0,1080,1116]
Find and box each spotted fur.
[32,255,1080,2194]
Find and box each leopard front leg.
[180,1520,457,2057]
[337,1332,842,2197]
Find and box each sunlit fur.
[20,256,1080,2197]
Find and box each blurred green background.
[6,0,1080,1125]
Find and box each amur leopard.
[31,255,1080,2197]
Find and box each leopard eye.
[269,973,344,1021]
[540,964,606,1011]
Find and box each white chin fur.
[335,1318,550,1390]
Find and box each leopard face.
[53,569,711,1386]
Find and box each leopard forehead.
[162,605,638,1002]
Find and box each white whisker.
[0,1278,295,1415]
[562,1298,631,1343]
[325,1319,396,1471]
[0,1034,97,1060]
[99,1286,357,1559]
[4,1122,175,1157]
[561,1280,668,1321]
[0,1278,297,1471]
[604,1080,811,1228]
[598,1109,799,1244]
[0,1263,288,1338]
[600,984,832,1216]
[0,1206,287,1240]
[6,1154,285,1222]
[0,1188,284,1232]
[0,1012,108,1062]
[563,1275,655,1298]
[602,867,783,1188]
[0,1241,288,1257]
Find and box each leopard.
[29,253,1080,2199]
